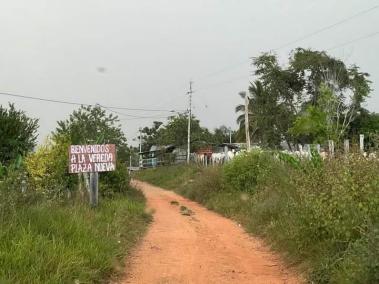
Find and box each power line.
[0,91,89,107]
[101,104,180,120]
[193,31,379,93]
[195,4,379,81]
[103,105,184,112]
[327,31,379,51]
[275,4,379,50]
[0,91,184,113]
[121,115,172,121]
[100,104,166,118]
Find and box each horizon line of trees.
[1,48,379,173]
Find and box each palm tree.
[235,81,266,144]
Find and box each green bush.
[223,150,284,192]
[179,166,224,203]
[101,161,131,197]
[25,136,77,198]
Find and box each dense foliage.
[140,114,235,151]
[349,109,379,151]
[136,152,379,283]
[236,49,372,148]
[0,103,38,167]
[54,105,129,162]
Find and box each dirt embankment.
[122,180,301,284]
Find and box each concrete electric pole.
[139,128,142,168]
[244,92,251,151]
[187,81,193,164]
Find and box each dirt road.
[122,180,301,284]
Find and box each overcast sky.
[1,0,378,146]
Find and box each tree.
[236,81,285,148]
[140,121,163,152]
[139,114,214,151]
[156,114,213,151]
[54,105,128,162]
[212,126,236,144]
[0,103,39,166]
[291,79,371,145]
[350,109,379,135]
[249,49,371,146]
[252,54,302,148]
[30,105,132,199]
[236,91,254,144]
[349,109,379,150]
[290,104,328,144]
[290,48,370,105]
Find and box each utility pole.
[187,81,193,164]
[244,92,251,151]
[129,147,132,168]
[229,128,232,144]
[139,128,142,168]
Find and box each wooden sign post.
[89,172,98,207]
[69,144,116,207]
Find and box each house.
[138,144,184,168]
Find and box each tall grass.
[0,188,150,283]
[134,164,201,190]
[136,153,379,283]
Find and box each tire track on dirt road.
[121,180,301,284]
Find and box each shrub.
[0,103,39,166]
[223,150,283,192]
[100,161,131,197]
[25,136,76,198]
[179,166,224,203]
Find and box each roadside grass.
[135,153,379,283]
[135,164,200,190]
[0,189,151,284]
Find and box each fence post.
[224,145,229,163]
[298,144,303,152]
[304,144,311,159]
[344,139,350,154]
[359,134,364,153]
[328,140,334,158]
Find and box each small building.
[139,145,186,168]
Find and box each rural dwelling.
[139,144,187,168]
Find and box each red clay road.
[122,180,301,284]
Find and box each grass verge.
[0,189,151,284]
